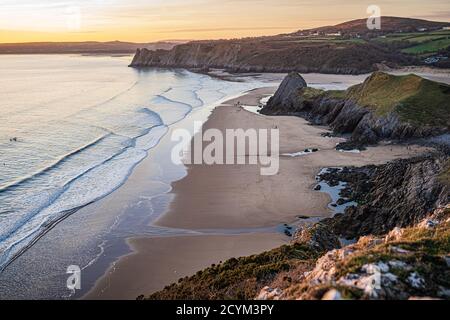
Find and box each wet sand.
[85,86,431,300]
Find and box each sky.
[0,0,449,43]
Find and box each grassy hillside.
[373,29,450,56]
[294,16,449,37]
[345,72,450,127]
[146,243,320,300]
[402,37,450,54]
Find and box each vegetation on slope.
[299,87,325,100]
[344,72,450,127]
[373,30,450,55]
[294,17,449,38]
[144,243,320,300]
[402,37,450,54]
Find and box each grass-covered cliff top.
[343,72,449,127]
[300,72,450,129]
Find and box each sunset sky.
[1,0,449,43]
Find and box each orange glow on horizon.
[1,0,449,44]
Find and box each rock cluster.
[260,72,307,115]
[320,154,449,237]
[293,223,341,252]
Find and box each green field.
[405,34,449,43]
[377,29,450,41]
[372,29,450,55]
[401,37,450,54]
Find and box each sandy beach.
[85,85,431,300]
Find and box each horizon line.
[2,15,449,45]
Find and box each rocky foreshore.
[319,153,449,238]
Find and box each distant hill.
[130,17,450,74]
[0,41,185,54]
[292,16,450,37]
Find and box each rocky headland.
[129,17,450,74]
[129,42,409,75]
[261,71,450,150]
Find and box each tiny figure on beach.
[9,137,18,142]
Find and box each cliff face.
[129,41,412,74]
[320,155,449,238]
[261,72,450,147]
[313,98,447,145]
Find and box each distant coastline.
[0,41,182,55]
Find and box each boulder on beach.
[261,72,307,114]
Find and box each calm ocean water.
[0,54,268,273]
